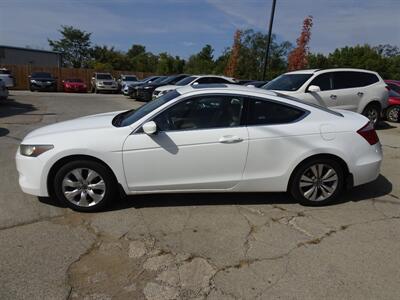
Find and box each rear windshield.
[275,92,343,117]
[123,76,137,81]
[264,74,313,91]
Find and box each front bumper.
[136,89,153,101]
[15,151,49,197]
[96,85,118,91]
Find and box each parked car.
[117,74,138,92]
[16,84,382,212]
[153,75,237,99]
[124,76,161,97]
[384,80,400,122]
[135,74,189,101]
[263,68,389,127]
[0,68,15,88]
[0,79,9,100]
[29,72,57,92]
[62,79,87,93]
[91,73,118,93]
[245,80,269,88]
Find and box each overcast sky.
[1,0,399,58]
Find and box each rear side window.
[308,73,332,91]
[332,71,379,89]
[247,98,306,125]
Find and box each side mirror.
[308,85,321,93]
[192,82,199,85]
[246,84,256,88]
[142,121,157,135]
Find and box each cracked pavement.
[1,91,399,299]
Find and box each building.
[0,45,62,67]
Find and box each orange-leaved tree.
[225,30,242,77]
[288,16,313,71]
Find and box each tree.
[90,45,130,71]
[48,25,92,68]
[288,16,313,71]
[184,45,215,74]
[225,30,242,77]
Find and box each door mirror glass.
[192,82,199,85]
[142,121,157,135]
[308,85,321,93]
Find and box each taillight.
[357,122,379,145]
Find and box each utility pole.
[262,0,277,80]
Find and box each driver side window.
[308,73,332,91]
[153,95,244,132]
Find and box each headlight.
[30,79,37,84]
[20,144,54,157]
[144,86,152,89]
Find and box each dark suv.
[29,72,57,92]
[135,74,189,101]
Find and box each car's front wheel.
[290,158,344,206]
[53,160,116,212]
[386,105,400,123]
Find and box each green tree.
[90,45,130,70]
[48,25,92,68]
[184,44,215,74]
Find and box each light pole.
[262,0,277,80]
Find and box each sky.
[1,0,399,59]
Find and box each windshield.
[263,74,313,91]
[151,76,168,84]
[123,76,137,81]
[0,69,11,74]
[117,90,180,127]
[31,72,52,78]
[96,74,113,80]
[175,76,196,86]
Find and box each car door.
[241,97,311,191]
[331,71,374,112]
[299,73,337,108]
[122,94,248,191]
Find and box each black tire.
[386,105,400,123]
[95,87,99,94]
[289,157,344,206]
[362,103,381,128]
[53,160,117,212]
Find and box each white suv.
[263,68,388,126]
[0,68,15,88]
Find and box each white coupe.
[16,84,382,211]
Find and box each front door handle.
[357,92,364,97]
[219,135,243,144]
[330,94,337,99]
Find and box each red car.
[384,80,400,122]
[62,79,87,93]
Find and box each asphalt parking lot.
[1,90,399,300]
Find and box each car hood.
[155,85,178,92]
[31,77,56,81]
[24,111,124,139]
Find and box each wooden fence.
[1,64,154,91]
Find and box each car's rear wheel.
[290,158,344,206]
[53,160,116,212]
[362,104,381,127]
[386,105,400,123]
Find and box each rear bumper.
[352,143,382,186]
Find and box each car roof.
[285,68,379,75]
[176,84,277,96]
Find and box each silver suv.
[91,73,118,93]
[264,68,389,126]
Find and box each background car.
[263,68,388,127]
[245,80,269,88]
[124,75,161,97]
[0,79,9,100]
[29,72,57,92]
[62,79,87,93]
[153,75,237,99]
[16,84,382,212]
[117,74,138,92]
[91,73,118,93]
[135,74,189,101]
[0,68,15,88]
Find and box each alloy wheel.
[61,168,106,207]
[299,163,338,202]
